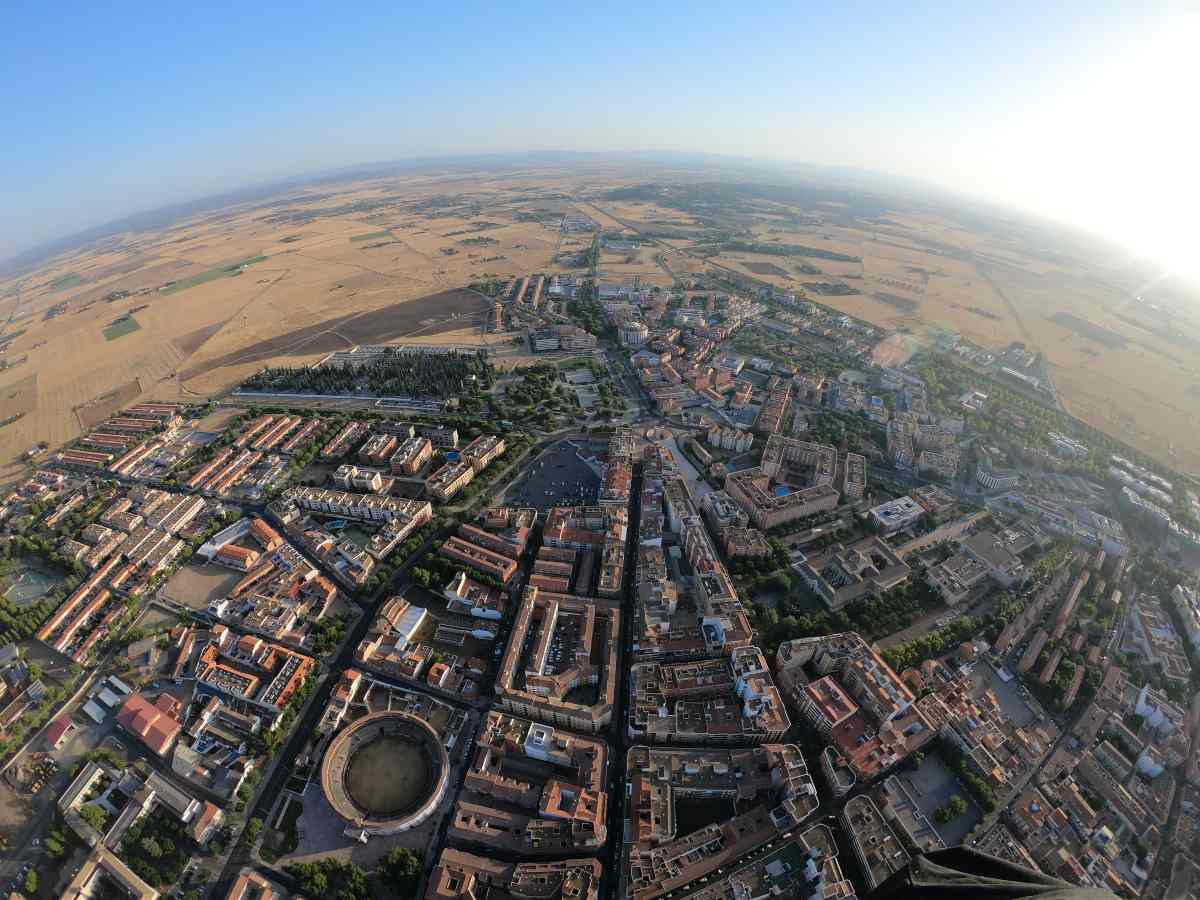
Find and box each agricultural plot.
[46,272,85,292]
[74,379,142,429]
[160,255,267,294]
[3,164,1199,487]
[0,373,37,421]
[102,315,142,340]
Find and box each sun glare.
[1024,15,1200,279]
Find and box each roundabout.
[320,711,449,836]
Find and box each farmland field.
[102,315,142,340]
[0,162,1197,488]
[160,255,267,294]
[0,373,37,421]
[75,379,142,429]
[46,272,84,292]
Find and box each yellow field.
[2,166,1198,484]
[0,170,625,482]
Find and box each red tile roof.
[116,693,181,756]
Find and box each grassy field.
[160,255,267,295]
[46,273,84,292]
[102,315,142,340]
[349,230,392,242]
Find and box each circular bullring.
[320,712,449,835]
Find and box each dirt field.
[343,736,432,815]
[74,378,141,429]
[0,373,37,420]
[160,562,244,610]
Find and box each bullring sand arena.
[320,712,448,835]
[3,164,1200,485]
[343,734,433,817]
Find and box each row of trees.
[243,349,494,400]
[882,615,981,672]
[412,548,503,592]
[748,576,946,660]
[934,737,997,814]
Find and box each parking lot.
[503,440,600,510]
[978,663,1039,728]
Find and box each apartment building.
[426,460,475,502]
[842,795,910,891]
[320,421,369,458]
[705,425,754,453]
[842,452,867,499]
[724,468,839,530]
[389,435,433,475]
[453,711,609,852]
[284,488,432,532]
[495,586,619,733]
[358,433,398,466]
[460,434,505,473]
[629,647,790,745]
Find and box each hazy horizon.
[3,1,1196,278]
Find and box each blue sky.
[2,1,1196,274]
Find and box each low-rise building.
[868,496,924,534]
[793,536,911,611]
[426,849,601,900]
[439,535,518,583]
[444,571,506,619]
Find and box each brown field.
[75,379,142,429]
[2,164,1198,482]
[0,373,37,420]
[735,259,794,278]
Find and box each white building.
[1172,584,1200,653]
[706,425,753,454]
[868,496,924,534]
[1047,431,1090,459]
